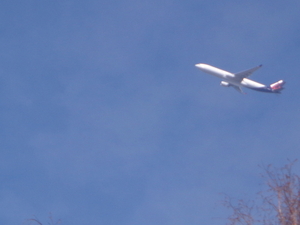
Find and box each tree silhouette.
[23,213,61,225]
[224,161,300,225]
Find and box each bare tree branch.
[224,160,300,225]
[24,213,61,225]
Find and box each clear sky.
[1,0,300,224]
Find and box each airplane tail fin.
[270,80,285,93]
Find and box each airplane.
[195,63,285,94]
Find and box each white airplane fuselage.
[195,63,285,93]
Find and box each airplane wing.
[234,64,262,80]
[232,85,246,94]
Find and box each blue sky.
[1,0,300,224]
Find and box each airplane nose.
[195,63,204,69]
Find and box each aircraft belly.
[198,65,233,79]
[241,79,265,88]
[205,70,229,79]
[223,78,242,87]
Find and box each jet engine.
[220,81,231,87]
